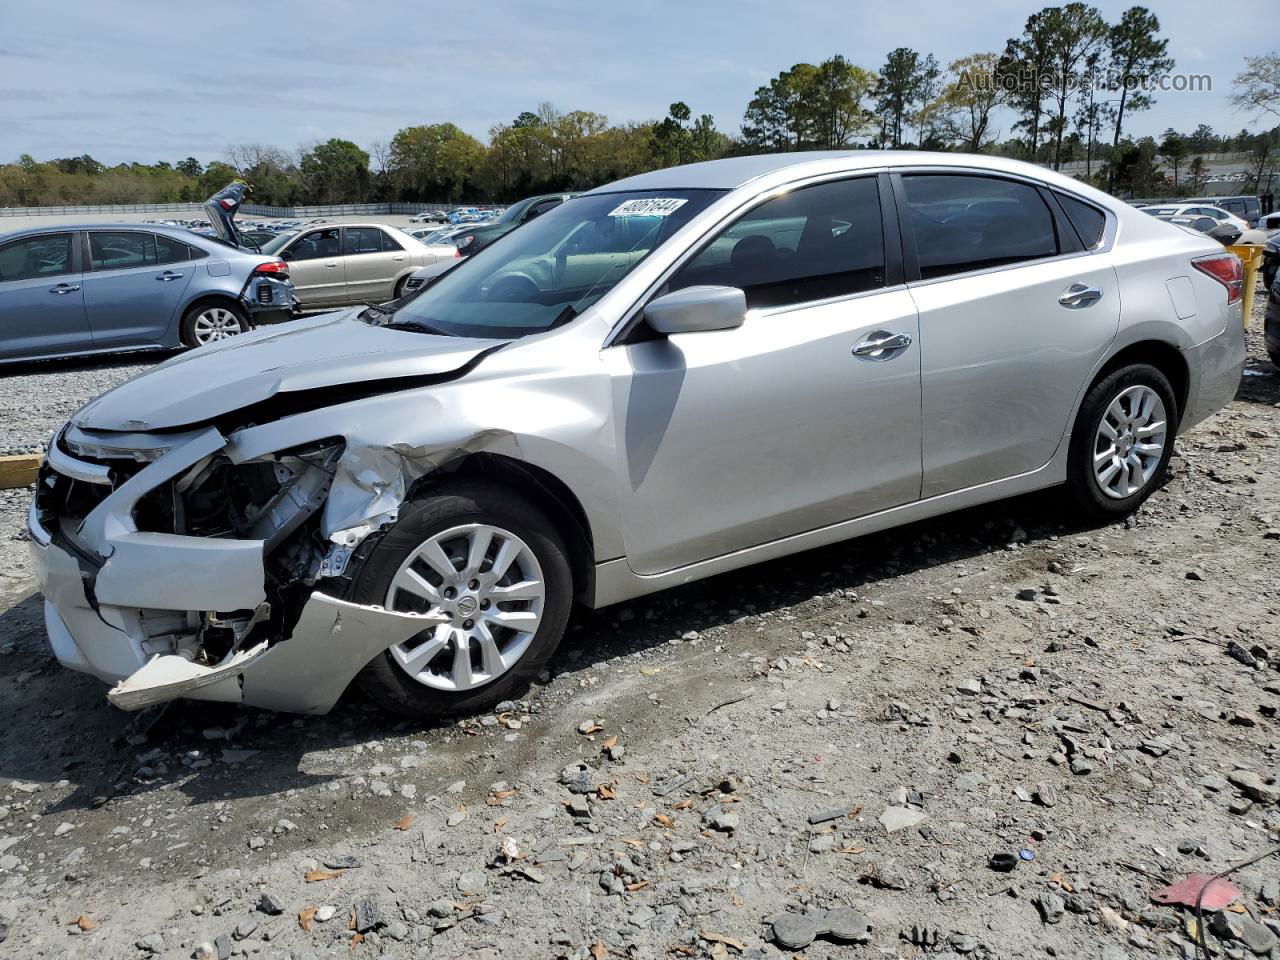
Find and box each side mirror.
[280,249,294,262]
[644,285,746,336]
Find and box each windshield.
[258,231,296,255]
[380,189,724,338]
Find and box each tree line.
[4,5,1279,209]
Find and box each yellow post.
[1227,243,1263,327]
[0,454,42,490]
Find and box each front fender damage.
[321,429,520,554]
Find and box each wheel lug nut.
[480,599,490,610]
[444,588,456,599]
[463,619,474,629]
[468,579,479,590]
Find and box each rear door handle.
[325,262,339,268]
[49,283,81,295]
[852,330,912,358]
[156,271,184,281]
[1059,283,1103,308]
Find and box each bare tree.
[1233,54,1280,119]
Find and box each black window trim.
[0,230,81,283]
[608,169,904,346]
[891,167,1117,286]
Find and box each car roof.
[586,150,1114,202]
[2,221,219,238]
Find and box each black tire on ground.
[1066,363,1179,520]
[348,481,573,719]
[179,300,248,348]
[392,275,408,300]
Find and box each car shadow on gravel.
[0,480,1115,817]
[1237,362,1280,406]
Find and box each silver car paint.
[29,150,1244,713]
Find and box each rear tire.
[180,301,247,348]
[349,481,573,719]
[1066,363,1178,520]
[392,276,408,300]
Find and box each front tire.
[180,301,247,348]
[348,482,573,719]
[1066,363,1178,520]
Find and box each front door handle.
[852,330,913,358]
[156,271,184,281]
[325,262,339,268]
[49,283,81,295]
[1059,283,1103,308]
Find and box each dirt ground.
[0,298,1277,960]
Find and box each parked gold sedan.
[259,224,456,308]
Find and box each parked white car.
[1140,203,1249,233]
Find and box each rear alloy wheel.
[181,302,247,347]
[349,482,572,718]
[1067,363,1178,519]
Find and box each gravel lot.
[0,294,1277,960]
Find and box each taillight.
[253,259,289,277]
[454,248,461,258]
[1192,254,1243,304]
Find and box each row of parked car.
[0,184,465,361]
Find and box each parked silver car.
[0,222,295,361]
[30,151,1244,718]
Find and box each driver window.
[667,177,885,310]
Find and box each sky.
[0,0,1272,166]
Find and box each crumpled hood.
[73,311,506,432]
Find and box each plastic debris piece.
[1020,848,1036,861]
[1151,873,1240,911]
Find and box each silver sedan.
[31,151,1243,718]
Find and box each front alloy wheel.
[385,523,546,692]
[349,482,573,719]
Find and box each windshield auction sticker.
[608,197,688,218]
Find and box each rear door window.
[154,234,197,264]
[668,176,886,310]
[345,227,385,255]
[379,229,406,252]
[902,174,1059,280]
[0,233,75,281]
[89,231,156,270]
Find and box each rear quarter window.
[1055,193,1108,248]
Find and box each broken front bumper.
[28,428,445,714]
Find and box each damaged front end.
[28,423,447,713]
